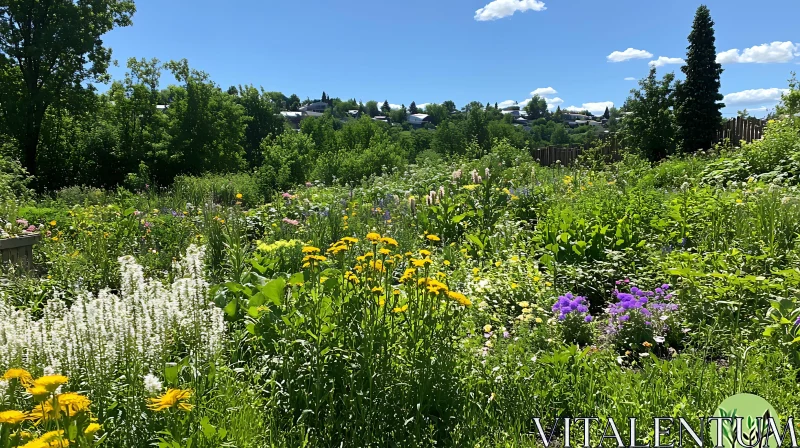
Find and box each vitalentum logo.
[529,394,797,448]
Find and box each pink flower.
[282,218,299,226]
[282,192,292,199]
[26,225,36,233]
[305,182,312,187]
[16,219,28,226]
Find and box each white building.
[407,114,432,126]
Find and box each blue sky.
[102,0,800,117]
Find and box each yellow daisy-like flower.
[33,375,68,393]
[446,291,472,307]
[371,286,384,295]
[426,234,440,242]
[419,249,431,257]
[22,430,66,448]
[378,248,391,256]
[535,317,543,324]
[29,401,60,422]
[4,368,34,386]
[341,236,358,245]
[518,301,530,308]
[366,232,381,243]
[379,237,398,247]
[85,423,102,437]
[392,304,409,314]
[26,386,52,401]
[148,388,193,412]
[57,392,92,414]
[236,193,243,199]
[483,324,493,333]
[49,220,57,226]
[0,410,28,425]
[301,246,321,254]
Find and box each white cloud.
[624,77,637,81]
[497,99,519,109]
[717,41,799,64]
[545,97,564,110]
[417,103,433,110]
[531,87,557,97]
[564,101,613,116]
[607,48,653,63]
[474,0,546,21]
[723,88,789,106]
[649,56,686,68]
[518,99,531,108]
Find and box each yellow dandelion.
[33,375,68,393]
[366,232,381,243]
[302,246,321,254]
[148,388,193,412]
[483,324,493,333]
[392,304,409,313]
[535,317,543,324]
[49,220,56,226]
[426,234,441,242]
[4,368,33,386]
[0,410,28,425]
[56,392,91,414]
[85,423,102,437]
[380,237,398,247]
[371,286,384,295]
[378,248,391,256]
[419,249,431,257]
[518,301,530,308]
[26,386,51,402]
[236,193,243,199]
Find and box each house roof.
[409,114,429,119]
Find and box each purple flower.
[795,316,800,326]
[584,315,593,323]
[503,331,510,338]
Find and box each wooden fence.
[531,134,624,167]
[713,117,766,147]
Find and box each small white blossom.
[143,374,163,396]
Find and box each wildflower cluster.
[0,369,101,447]
[551,293,594,346]
[605,282,679,351]
[0,245,225,394]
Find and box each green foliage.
[621,67,677,161]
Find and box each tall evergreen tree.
[321,91,327,102]
[381,100,391,115]
[409,101,418,115]
[494,102,498,110]
[603,107,610,120]
[676,5,724,152]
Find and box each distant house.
[347,110,361,119]
[501,109,522,118]
[407,114,432,127]
[300,101,329,113]
[280,111,305,128]
[156,104,169,112]
[563,113,592,121]
[373,116,390,124]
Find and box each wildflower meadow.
[1,116,800,447]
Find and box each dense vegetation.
[1,2,800,447]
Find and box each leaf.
[262,278,286,306]
[223,299,238,318]
[466,234,485,250]
[200,416,217,439]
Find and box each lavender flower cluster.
[605,282,679,346]
[552,293,593,323]
[552,293,594,346]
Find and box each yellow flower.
[148,388,193,412]
[57,392,91,414]
[545,281,552,287]
[483,324,493,333]
[85,423,102,437]
[378,248,391,256]
[22,430,66,448]
[379,237,398,247]
[447,291,472,307]
[463,184,479,191]
[392,304,409,313]
[533,276,540,283]
[736,199,743,204]
[49,220,57,226]
[33,375,68,393]
[26,386,51,401]
[643,341,652,348]
[511,283,518,289]
[0,410,28,425]
[29,401,60,422]
[419,249,431,257]
[236,193,243,199]
[443,260,451,266]
[4,368,34,386]
[371,286,384,295]
[518,301,530,308]
[366,232,381,243]
[426,234,441,242]
[535,317,543,324]
[302,246,321,254]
